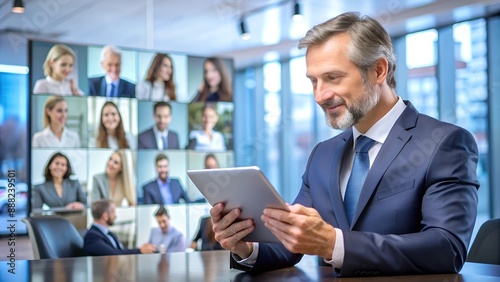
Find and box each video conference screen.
[25,40,235,245]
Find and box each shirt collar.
[352,97,406,146]
[153,126,169,136]
[105,75,119,85]
[157,178,171,185]
[46,76,64,85]
[93,223,110,235]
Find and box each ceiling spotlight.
[239,19,251,40]
[12,0,25,13]
[292,1,303,22]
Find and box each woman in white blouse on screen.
[33,44,84,96]
[136,53,177,101]
[188,103,226,151]
[32,96,81,147]
[91,101,136,149]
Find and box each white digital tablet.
[187,166,288,243]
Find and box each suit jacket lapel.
[117,79,123,97]
[329,130,352,229]
[99,78,107,97]
[153,181,163,204]
[351,101,418,226]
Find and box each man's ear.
[374,57,389,85]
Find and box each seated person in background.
[84,200,156,256]
[148,205,185,252]
[142,153,190,204]
[91,150,136,206]
[33,43,84,96]
[91,101,136,149]
[32,152,86,211]
[191,57,232,102]
[88,45,135,98]
[136,53,176,101]
[210,12,479,276]
[32,95,81,148]
[138,102,180,150]
[188,103,226,151]
[190,216,222,251]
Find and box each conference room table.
[2,251,499,281]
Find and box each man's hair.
[298,12,396,88]
[153,101,172,114]
[92,200,113,220]
[100,45,121,62]
[154,205,170,218]
[155,153,169,164]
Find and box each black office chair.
[22,216,84,259]
[467,218,500,265]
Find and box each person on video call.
[148,205,185,252]
[91,150,136,206]
[32,152,87,211]
[209,12,479,277]
[142,153,190,205]
[191,57,232,102]
[33,44,84,96]
[91,101,136,149]
[88,45,135,98]
[188,103,226,151]
[137,53,177,101]
[138,102,180,150]
[32,96,81,148]
[84,200,156,256]
[190,216,222,251]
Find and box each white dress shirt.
[153,126,170,150]
[136,80,171,101]
[189,130,226,151]
[33,76,83,95]
[88,133,136,149]
[32,127,81,147]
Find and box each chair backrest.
[467,218,500,265]
[22,216,84,259]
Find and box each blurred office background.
[1,0,499,238]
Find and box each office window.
[262,62,282,190]
[405,29,439,118]
[0,68,29,234]
[288,57,315,200]
[453,19,490,215]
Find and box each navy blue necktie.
[344,135,375,226]
[162,135,168,150]
[109,83,116,97]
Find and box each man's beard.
[321,79,380,130]
[106,217,114,226]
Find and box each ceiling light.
[292,1,303,22]
[12,0,25,13]
[239,19,251,40]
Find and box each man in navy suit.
[209,12,479,277]
[142,153,191,204]
[138,102,180,149]
[88,45,136,98]
[83,200,156,256]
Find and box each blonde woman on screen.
[32,96,81,147]
[91,150,136,206]
[33,44,84,96]
[137,53,177,101]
